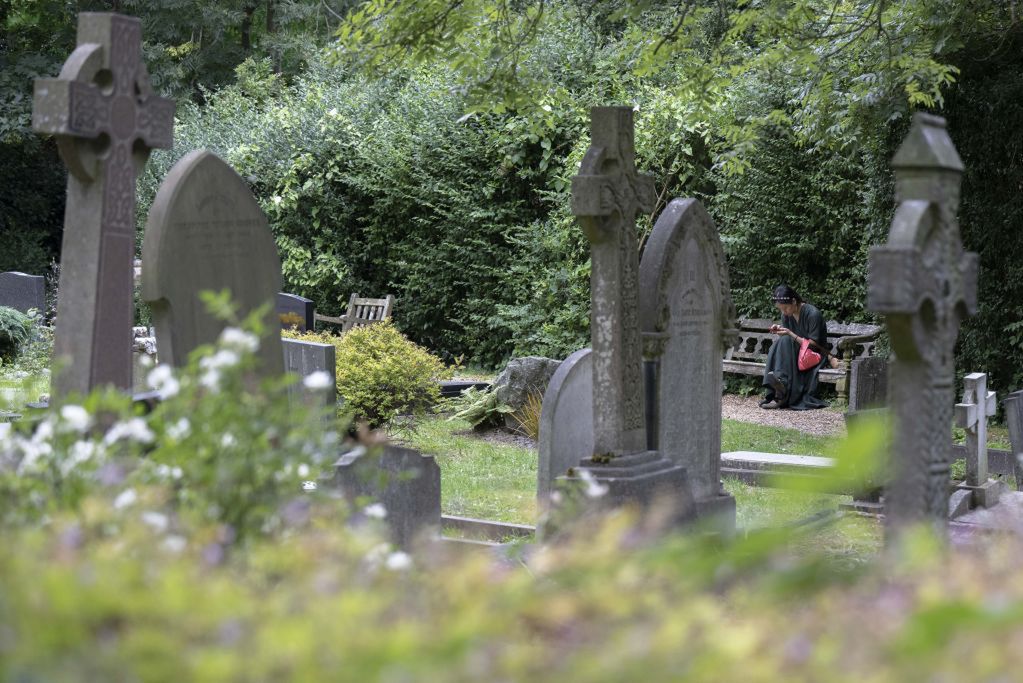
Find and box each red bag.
[798,337,822,371]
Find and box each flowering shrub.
[285,322,452,427]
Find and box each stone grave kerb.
[32,13,174,400]
[868,112,979,536]
[571,106,656,457]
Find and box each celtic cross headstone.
[868,113,979,535]
[571,106,656,458]
[33,13,174,399]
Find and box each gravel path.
[721,393,846,437]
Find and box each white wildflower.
[200,367,221,391]
[33,418,54,443]
[328,107,338,117]
[297,463,310,478]
[302,480,317,491]
[113,488,138,509]
[162,535,187,554]
[363,503,387,519]
[61,440,98,476]
[16,438,52,474]
[146,364,180,399]
[221,433,237,448]
[577,468,609,499]
[103,418,155,446]
[219,327,259,353]
[385,551,412,571]
[302,370,332,391]
[59,405,92,433]
[155,464,184,480]
[141,511,169,533]
[166,418,191,441]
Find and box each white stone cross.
[33,13,173,398]
[955,372,997,486]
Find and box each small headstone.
[848,357,889,412]
[331,445,441,548]
[868,113,978,538]
[282,337,336,411]
[638,198,737,527]
[0,272,45,315]
[954,373,1003,509]
[537,348,593,504]
[1004,390,1023,489]
[33,13,174,399]
[141,150,283,375]
[277,292,315,332]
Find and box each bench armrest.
[837,332,881,350]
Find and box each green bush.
[286,321,452,427]
[0,306,33,362]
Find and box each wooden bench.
[723,318,884,405]
[314,293,395,334]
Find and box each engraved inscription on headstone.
[33,13,173,399]
[868,113,978,536]
[141,150,283,375]
[639,198,738,525]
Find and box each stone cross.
[868,113,979,535]
[571,106,656,458]
[955,372,997,486]
[33,13,174,399]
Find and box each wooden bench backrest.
[724,318,882,362]
[341,293,394,334]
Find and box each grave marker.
[954,372,1001,508]
[141,150,283,375]
[638,198,737,526]
[868,113,978,536]
[33,13,174,399]
[0,272,45,315]
[1004,390,1023,489]
[537,348,593,504]
[277,292,315,331]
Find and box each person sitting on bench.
[760,284,838,410]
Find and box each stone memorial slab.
[331,445,441,548]
[638,198,737,526]
[33,13,174,399]
[282,337,336,411]
[277,292,315,332]
[0,272,45,315]
[868,113,978,538]
[537,348,593,504]
[141,150,283,375]
[557,106,693,521]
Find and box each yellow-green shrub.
[285,322,451,427]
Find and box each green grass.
[721,418,840,457]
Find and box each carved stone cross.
[33,13,174,399]
[868,113,979,534]
[571,106,656,457]
[955,372,997,487]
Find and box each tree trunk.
[241,4,257,51]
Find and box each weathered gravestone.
[282,337,336,411]
[638,198,737,527]
[954,372,1003,509]
[277,292,315,332]
[0,272,45,315]
[492,356,560,430]
[33,13,174,399]
[868,113,978,538]
[141,150,283,374]
[1005,390,1023,489]
[848,357,889,413]
[331,445,442,549]
[555,106,693,519]
[538,349,593,504]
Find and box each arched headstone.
[537,348,593,505]
[141,150,283,375]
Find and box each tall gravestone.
[868,113,978,537]
[33,13,174,399]
[1004,390,1023,490]
[141,150,283,374]
[557,106,693,519]
[0,273,46,315]
[638,198,737,526]
[954,372,1002,508]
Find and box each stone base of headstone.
[956,479,1007,510]
[556,450,696,524]
[693,493,736,536]
[948,489,973,519]
[330,445,441,549]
